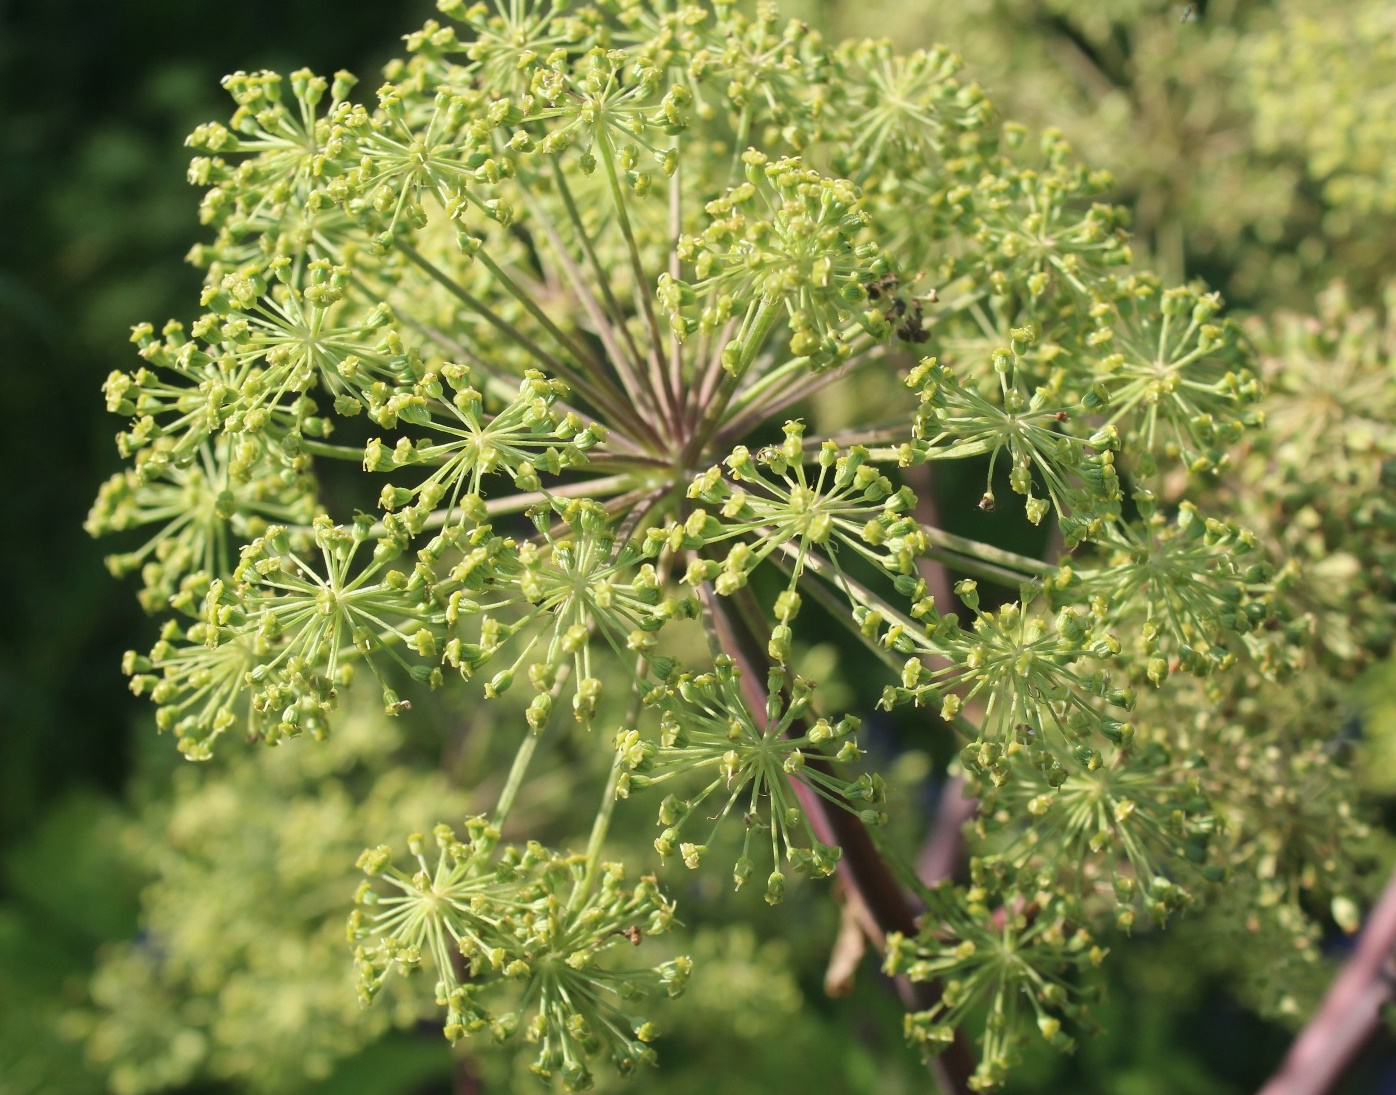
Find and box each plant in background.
[85,1,1395,1092]
[803,0,1396,310]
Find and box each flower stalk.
[1257,866,1396,1095]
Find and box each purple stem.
[696,580,974,1093]
[1258,867,1396,1095]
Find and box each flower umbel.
[88,1,1363,1089]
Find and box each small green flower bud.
[764,870,786,905]
[768,623,792,663]
[357,845,393,875]
[774,589,802,622]
[486,670,514,697]
[526,692,553,731]
[1009,464,1033,495]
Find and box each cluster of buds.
[352,821,688,1091]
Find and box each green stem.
[865,818,932,898]
[596,130,682,433]
[518,184,663,438]
[471,248,603,369]
[571,646,655,911]
[688,314,739,428]
[549,159,654,390]
[571,745,627,912]
[721,351,813,419]
[920,526,1057,576]
[378,280,647,453]
[800,425,908,450]
[491,661,575,832]
[720,329,883,433]
[396,242,640,431]
[716,349,883,447]
[492,731,542,832]
[920,547,1049,590]
[667,160,686,407]
[682,298,782,466]
[300,439,370,461]
[396,243,561,374]
[769,543,981,741]
[375,282,628,440]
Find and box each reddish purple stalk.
[696,580,974,1094]
[1259,867,1396,1095]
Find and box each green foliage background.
[2,1,1394,1092]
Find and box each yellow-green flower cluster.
[86,0,1364,1088]
[352,823,688,1091]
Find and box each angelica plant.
[88,1,1386,1091]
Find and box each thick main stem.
[1257,866,1396,1095]
[695,581,973,1095]
[905,463,977,893]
